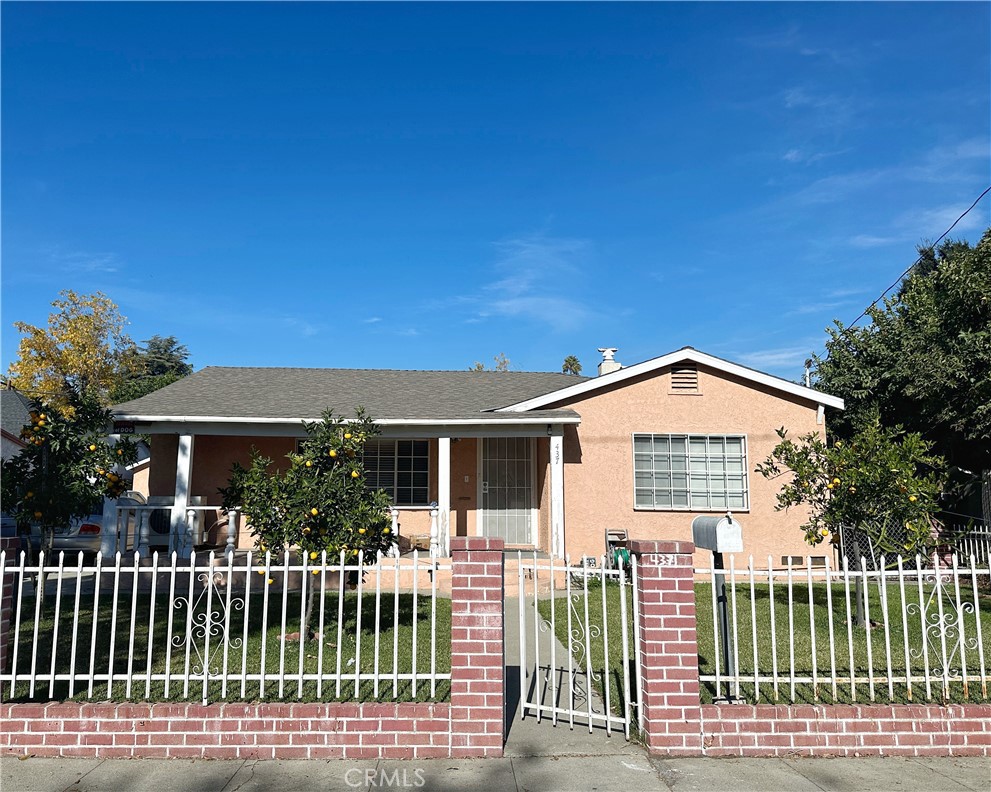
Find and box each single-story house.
[1,389,32,461]
[110,347,843,567]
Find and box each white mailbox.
[692,513,743,554]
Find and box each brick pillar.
[449,537,504,758]
[0,536,18,678]
[630,539,702,755]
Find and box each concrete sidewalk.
[1,754,988,792]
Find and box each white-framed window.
[363,439,430,506]
[633,434,748,511]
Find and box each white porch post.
[172,434,195,559]
[550,428,565,559]
[437,436,452,556]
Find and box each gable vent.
[671,364,699,392]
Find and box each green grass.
[539,575,991,710]
[7,587,451,703]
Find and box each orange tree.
[1,393,138,559]
[755,417,946,555]
[220,408,393,636]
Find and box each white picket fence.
[697,553,991,704]
[0,549,452,703]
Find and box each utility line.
[812,184,991,367]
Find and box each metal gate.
[512,551,641,738]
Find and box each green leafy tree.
[755,419,946,554]
[220,408,393,637]
[1,393,139,559]
[111,335,193,403]
[562,355,582,376]
[7,291,136,410]
[813,230,991,504]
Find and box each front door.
[479,437,536,545]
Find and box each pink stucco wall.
[543,363,825,567]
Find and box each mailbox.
[692,513,743,554]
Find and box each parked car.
[51,513,103,564]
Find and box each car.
[52,513,106,562]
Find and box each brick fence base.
[701,704,991,757]
[1,702,452,759]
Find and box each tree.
[111,335,193,403]
[220,408,393,637]
[813,230,991,503]
[562,355,582,376]
[0,393,139,559]
[755,419,946,554]
[469,353,510,372]
[7,291,135,410]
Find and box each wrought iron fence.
[696,552,991,705]
[0,549,452,704]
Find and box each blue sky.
[3,2,989,382]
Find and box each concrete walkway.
[2,755,988,792]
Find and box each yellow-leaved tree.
[7,290,136,410]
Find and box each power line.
[815,184,991,364]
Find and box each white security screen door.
[480,437,536,545]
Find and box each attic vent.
[671,365,699,392]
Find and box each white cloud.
[849,234,900,249]
[44,246,121,274]
[362,316,382,324]
[737,346,815,374]
[282,318,320,338]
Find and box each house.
[1,389,32,461]
[110,347,843,567]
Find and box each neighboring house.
[1,389,32,461]
[111,347,843,566]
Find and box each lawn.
[538,574,991,711]
[5,585,452,703]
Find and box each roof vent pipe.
[597,347,622,376]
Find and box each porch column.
[437,436,452,556]
[172,434,195,559]
[550,427,565,558]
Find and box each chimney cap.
[597,347,618,362]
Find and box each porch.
[109,421,574,560]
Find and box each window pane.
[653,436,670,453]
[670,436,686,454]
[710,492,728,508]
[634,435,652,453]
[689,437,707,455]
[728,493,746,509]
[671,456,687,472]
[725,437,743,454]
[691,492,709,509]
[709,437,725,454]
[635,489,654,507]
[654,457,670,472]
[634,453,652,472]
[672,490,689,508]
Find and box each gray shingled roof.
[1,390,33,437]
[112,367,589,422]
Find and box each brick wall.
[630,540,702,755]
[0,538,505,760]
[0,702,450,759]
[628,540,990,759]
[700,704,991,757]
[449,537,505,758]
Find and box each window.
[363,439,430,506]
[633,434,748,511]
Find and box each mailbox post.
[692,512,743,702]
